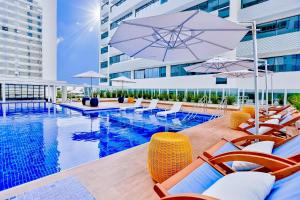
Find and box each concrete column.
[284,89,287,105]
[62,86,67,103]
[1,82,6,102]
[209,89,212,103]
[222,88,225,99]
[166,65,171,77]
[237,88,240,108]
[242,89,245,105]
[53,85,57,103]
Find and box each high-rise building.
[0,0,59,102]
[99,0,300,90]
[0,0,56,80]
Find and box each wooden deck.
[0,103,246,200]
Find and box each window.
[216,77,227,84]
[242,15,300,41]
[27,32,33,37]
[101,61,108,68]
[5,84,45,101]
[171,62,202,77]
[27,19,33,23]
[183,1,208,11]
[2,26,8,31]
[218,7,229,18]
[135,0,159,16]
[101,16,108,25]
[37,28,42,32]
[183,0,229,13]
[101,31,108,39]
[110,71,131,79]
[101,46,108,54]
[27,12,32,16]
[241,0,269,9]
[160,0,168,4]
[110,12,132,29]
[265,54,300,72]
[109,54,130,64]
[134,70,145,79]
[111,0,126,11]
[28,26,33,30]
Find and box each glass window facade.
[241,0,269,9]
[216,77,227,84]
[242,15,300,41]
[171,62,202,77]
[101,46,108,54]
[110,71,131,79]
[3,84,45,100]
[218,7,229,18]
[109,54,131,64]
[184,0,229,13]
[134,67,166,79]
[101,31,108,39]
[101,16,108,25]
[135,0,159,16]
[101,61,108,68]
[110,12,132,29]
[263,54,300,72]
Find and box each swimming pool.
[0,104,217,191]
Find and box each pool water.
[0,104,216,191]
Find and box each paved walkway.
[0,104,245,200]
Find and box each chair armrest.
[161,194,217,200]
[259,123,284,131]
[231,135,285,147]
[209,151,295,172]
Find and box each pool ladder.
[182,96,208,121]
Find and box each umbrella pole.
[271,74,274,106]
[252,21,260,134]
[90,77,93,98]
[264,60,268,114]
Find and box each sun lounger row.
[120,98,183,117]
[154,105,300,199]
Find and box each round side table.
[147,132,192,183]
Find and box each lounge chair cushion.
[266,171,300,200]
[203,172,275,200]
[168,163,223,195]
[232,141,274,171]
[247,119,279,135]
[212,142,239,167]
[273,135,300,158]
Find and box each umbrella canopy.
[184,57,255,73]
[111,76,136,93]
[109,11,249,62]
[111,76,136,83]
[73,71,106,78]
[73,71,106,97]
[213,70,265,78]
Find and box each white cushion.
[258,119,279,134]
[232,141,274,171]
[203,172,275,200]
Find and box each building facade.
[0,0,58,101]
[100,0,300,91]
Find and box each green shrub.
[211,94,219,104]
[226,96,236,105]
[177,93,184,102]
[106,90,111,98]
[288,94,300,110]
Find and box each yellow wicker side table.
[230,111,251,129]
[147,132,192,183]
[242,105,256,118]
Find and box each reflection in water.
[0,105,214,191]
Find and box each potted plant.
[90,92,99,107]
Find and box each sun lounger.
[239,113,300,136]
[156,102,182,117]
[120,98,143,110]
[135,99,159,113]
[203,134,300,166]
[154,153,300,199]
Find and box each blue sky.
[57,0,99,84]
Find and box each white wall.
[41,0,57,81]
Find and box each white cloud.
[76,21,81,25]
[57,37,64,45]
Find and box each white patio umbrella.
[111,76,136,94]
[184,57,255,73]
[109,11,249,62]
[73,71,106,97]
[109,11,263,133]
[213,70,266,107]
